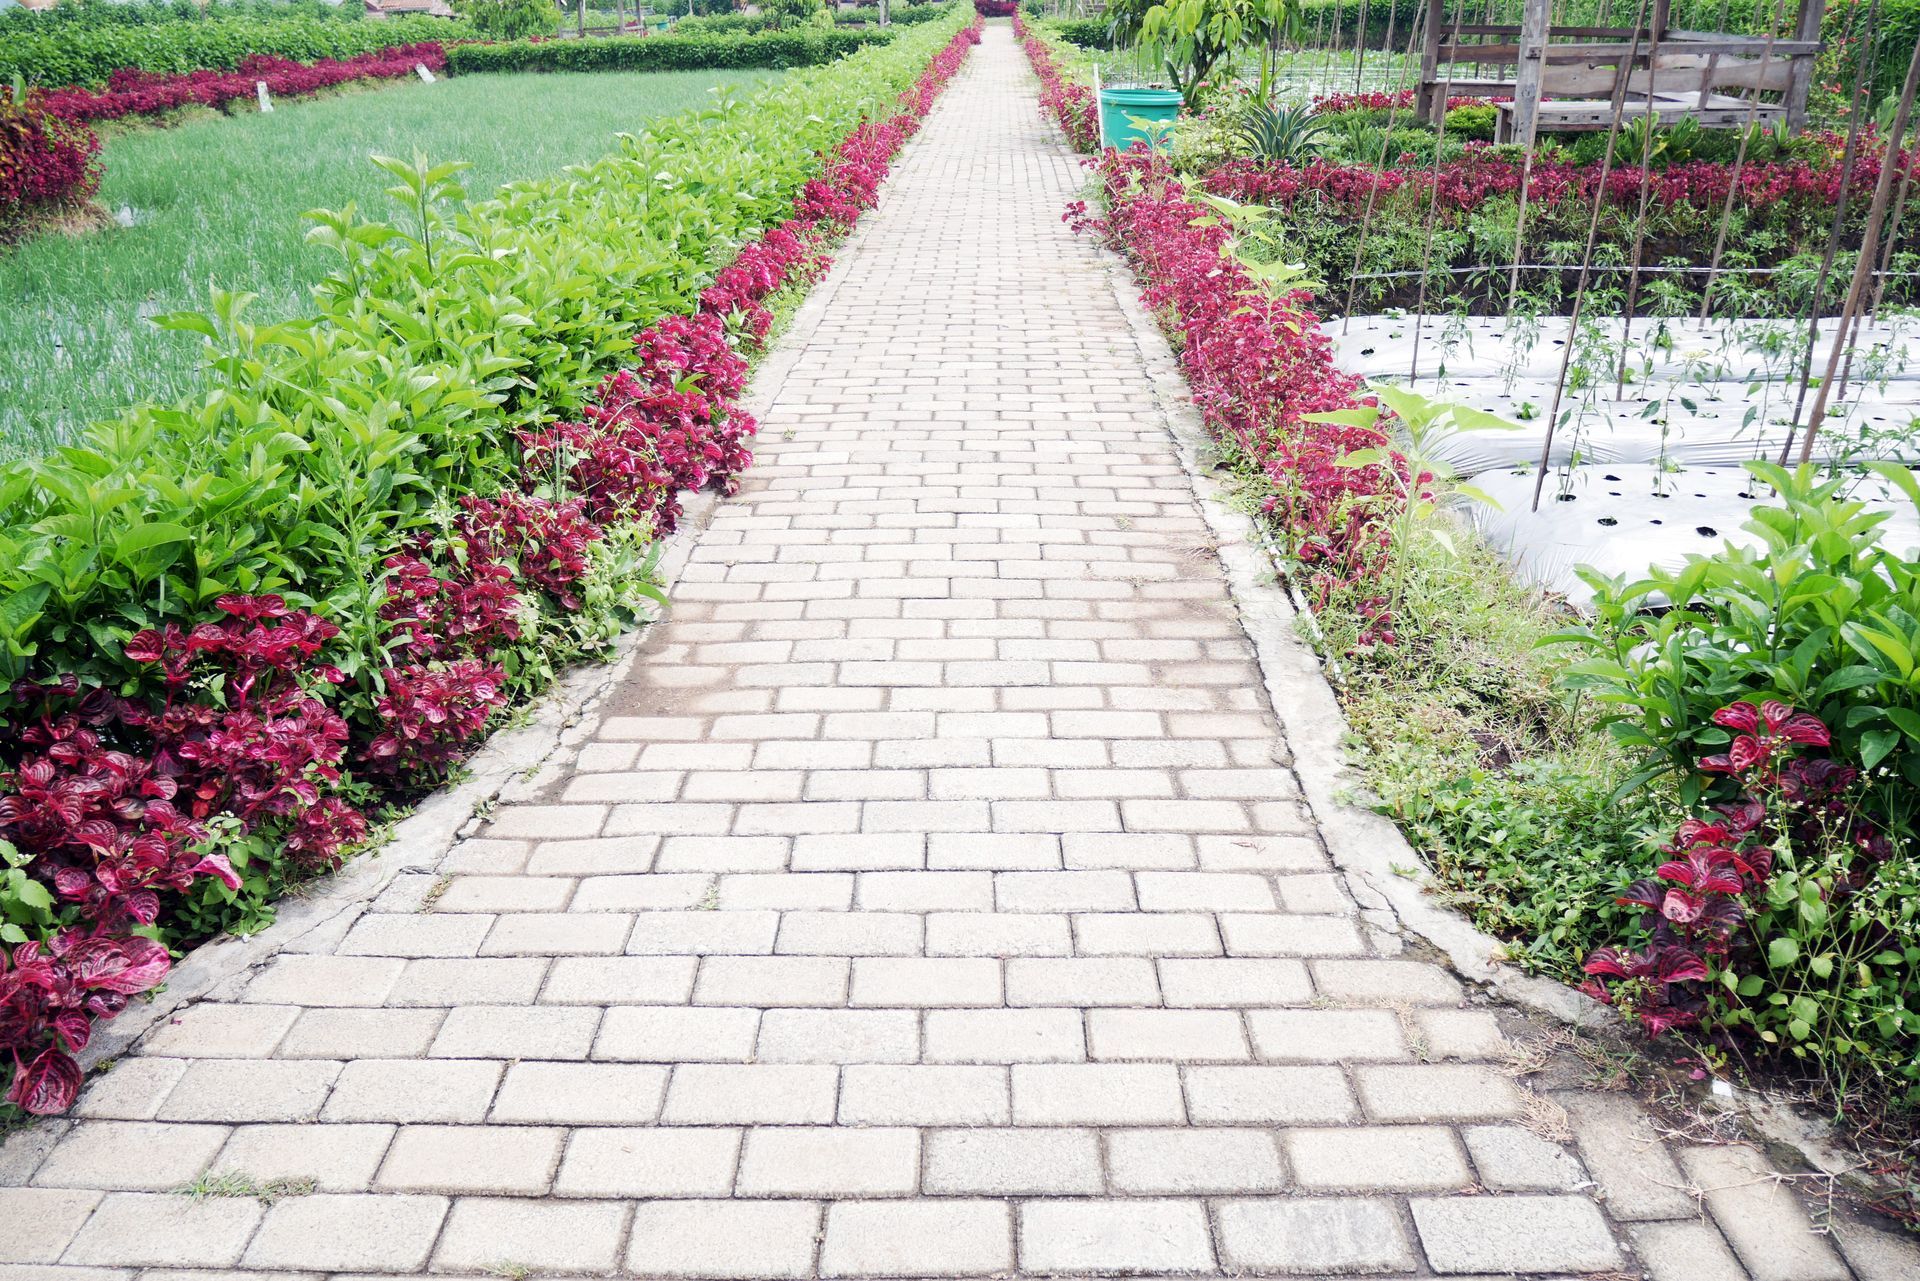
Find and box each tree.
[1106,0,1297,107]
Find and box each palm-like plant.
[1238,100,1329,164]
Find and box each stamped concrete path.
[3,22,1911,1281]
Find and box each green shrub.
[0,14,469,87]
[1441,103,1496,141]
[456,0,560,41]
[1049,17,1110,47]
[0,0,360,33]
[445,26,892,73]
[0,10,968,703]
[1553,462,1920,831]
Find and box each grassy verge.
[0,66,777,458]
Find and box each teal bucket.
[1098,86,1182,151]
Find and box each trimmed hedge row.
[0,13,468,88]
[677,3,956,35]
[446,27,896,74]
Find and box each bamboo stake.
[1868,156,1914,323]
[1614,16,1667,397]
[1408,3,1470,383]
[1530,0,1649,511]
[1340,0,1434,331]
[1696,0,1786,321]
[1506,0,1555,305]
[1353,0,1371,92]
[1798,36,1920,464]
[1778,0,1881,462]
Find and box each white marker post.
[416,63,436,82]
[256,80,272,112]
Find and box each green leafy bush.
[0,10,968,707]
[445,26,893,73]
[0,14,468,88]
[1441,102,1496,141]
[1553,462,1920,835]
[456,0,560,41]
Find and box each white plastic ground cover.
[1321,314,1920,475]
[1466,463,1920,605]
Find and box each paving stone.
[1246,1008,1408,1061]
[1087,1008,1249,1060]
[430,875,574,913]
[661,1064,839,1124]
[490,1062,669,1123]
[1831,1221,1920,1281]
[429,1005,599,1059]
[1018,1198,1215,1274]
[794,833,927,871]
[1557,1090,1698,1220]
[1072,912,1220,956]
[1355,1064,1523,1121]
[757,1008,920,1062]
[928,833,1059,870]
[538,955,699,1004]
[1061,832,1196,869]
[925,1009,1083,1062]
[1219,912,1370,957]
[657,835,792,872]
[626,1200,821,1279]
[837,1065,1010,1125]
[1286,1125,1471,1191]
[479,911,632,955]
[1632,1220,1751,1281]
[1311,958,1465,1005]
[61,1192,262,1268]
[820,1200,1013,1278]
[1216,1197,1418,1274]
[554,1127,741,1198]
[71,1058,189,1120]
[374,1126,562,1195]
[141,1004,297,1058]
[857,870,994,911]
[995,870,1135,912]
[1185,1065,1357,1124]
[385,958,548,1006]
[0,1188,100,1263]
[922,1128,1101,1194]
[157,1061,339,1124]
[241,956,403,1007]
[432,1197,625,1275]
[1463,1124,1588,1190]
[1004,957,1159,1006]
[626,910,779,955]
[275,1008,442,1059]
[736,1127,920,1197]
[850,956,1001,1006]
[925,912,1071,956]
[1010,1063,1184,1124]
[243,1193,449,1272]
[595,1006,761,1062]
[1412,1008,1510,1058]
[322,1059,500,1123]
[717,871,854,909]
[526,835,660,874]
[1411,1194,1626,1273]
[776,910,922,956]
[212,1123,394,1191]
[1106,1128,1287,1193]
[1679,1144,1850,1281]
[1136,870,1276,910]
[1158,957,1314,1007]
[338,912,491,958]
[694,955,849,1006]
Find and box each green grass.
[0,67,777,458]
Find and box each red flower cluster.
[31,45,448,126]
[1073,148,1389,623]
[0,595,367,1114]
[1582,702,1880,1038]
[0,89,100,233]
[1203,143,1916,221]
[1014,14,1097,153]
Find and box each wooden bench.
[1493,91,1785,140]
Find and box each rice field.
[0,66,778,458]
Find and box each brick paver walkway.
[2,23,1906,1281]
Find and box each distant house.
[364,0,459,16]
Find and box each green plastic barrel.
[1098,86,1182,150]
